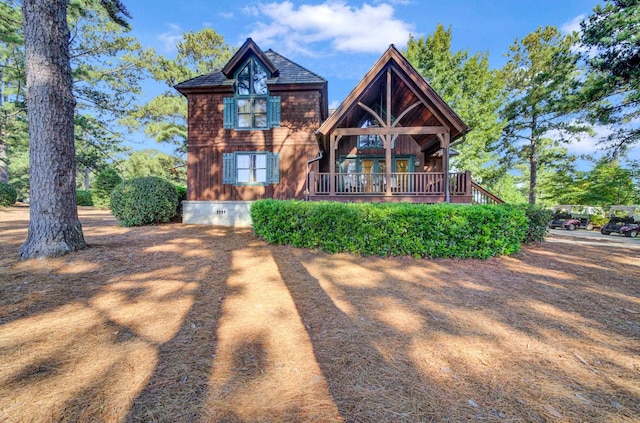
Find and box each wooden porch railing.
[309,171,471,197]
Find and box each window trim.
[232,57,270,130]
[223,151,280,186]
[235,152,268,185]
[338,154,415,173]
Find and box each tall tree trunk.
[19,0,86,259]
[0,141,7,184]
[529,138,537,205]
[529,117,538,205]
[84,166,90,191]
[1,74,8,184]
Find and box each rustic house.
[175,38,500,226]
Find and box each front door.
[394,158,410,192]
[361,159,374,192]
[361,159,390,192]
[395,158,409,173]
[338,155,413,193]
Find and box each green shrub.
[251,200,528,259]
[91,192,109,209]
[92,167,123,208]
[0,182,18,207]
[110,176,178,227]
[517,204,553,244]
[76,190,94,206]
[95,167,123,193]
[589,214,608,227]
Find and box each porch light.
[414,158,420,166]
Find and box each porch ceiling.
[335,67,442,153]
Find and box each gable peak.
[222,38,278,78]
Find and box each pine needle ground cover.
[1,205,639,422]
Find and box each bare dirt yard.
[1,205,639,423]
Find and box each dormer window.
[237,59,268,96]
[223,57,280,130]
[236,59,268,128]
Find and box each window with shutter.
[223,98,235,129]
[223,56,281,130]
[267,152,280,184]
[268,96,281,128]
[222,152,280,186]
[222,153,235,184]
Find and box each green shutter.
[268,96,281,128]
[222,153,235,184]
[267,152,280,184]
[223,97,235,129]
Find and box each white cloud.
[245,1,414,55]
[561,14,584,35]
[328,99,342,110]
[219,12,235,19]
[158,24,183,53]
[561,14,593,56]
[566,126,611,155]
[242,5,260,17]
[545,123,610,158]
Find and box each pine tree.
[499,26,588,204]
[18,0,130,258]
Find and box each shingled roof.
[263,50,326,85]
[174,40,326,94]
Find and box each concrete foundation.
[182,201,253,227]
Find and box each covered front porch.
[308,170,472,203]
[311,45,475,205]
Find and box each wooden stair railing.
[471,181,504,204]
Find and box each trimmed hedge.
[0,182,17,207]
[519,204,553,244]
[251,200,530,259]
[110,176,178,227]
[76,190,94,206]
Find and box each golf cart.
[600,206,640,238]
[562,205,604,231]
[548,205,573,229]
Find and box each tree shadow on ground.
[270,240,640,422]
[2,208,638,422]
[0,209,239,422]
[271,248,447,422]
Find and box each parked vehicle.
[600,206,640,237]
[548,205,572,229]
[562,206,604,231]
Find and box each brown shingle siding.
[186,89,322,201]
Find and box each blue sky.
[124,0,619,163]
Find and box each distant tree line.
[405,0,640,206]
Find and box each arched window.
[223,57,281,130]
[236,58,268,128]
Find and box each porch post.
[385,68,392,197]
[385,135,392,196]
[309,170,316,195]
[443,132,451,203]
[329,134,336,195]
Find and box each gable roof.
[316,44,468,153]
[174,38,326,94]
[222,38,277,77]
